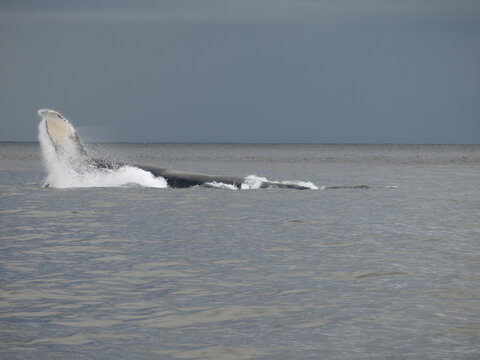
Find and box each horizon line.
[1,141,479,146]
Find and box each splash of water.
[241,175,319,190]
[38,119,167,189]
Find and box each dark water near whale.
[1,143,480,360]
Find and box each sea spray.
[241,175,319,190]
[38,119,167,188]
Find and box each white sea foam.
[38,119,167,189]
[277,180,319,190]
[46,165,168,189]
[203,177,319,190]
[204,181,239,190]
[241,175,269,189]
[241,175,319,190]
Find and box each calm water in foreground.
[1,143,479,360]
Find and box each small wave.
[275,180,319,190]
[44,165,168,189]
[241,175,269,189]
[203,182,239,190]
[199,176,320,191]
[241,175,319,190]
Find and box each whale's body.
[37,109,315,190]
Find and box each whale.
[37,109,316,190]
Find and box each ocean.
[1,142,479,359]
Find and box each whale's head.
[38,109,87,157]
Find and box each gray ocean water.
[1,143,480,360]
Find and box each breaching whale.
[37,109,317,190]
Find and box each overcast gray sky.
[1,0,479,143]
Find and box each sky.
[1,0,479,143]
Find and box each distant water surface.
[1,143,479,359]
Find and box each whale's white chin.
[38,109,87,157]
[39,109,74,148]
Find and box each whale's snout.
[38,109,64,119]
[37,109,86,156]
